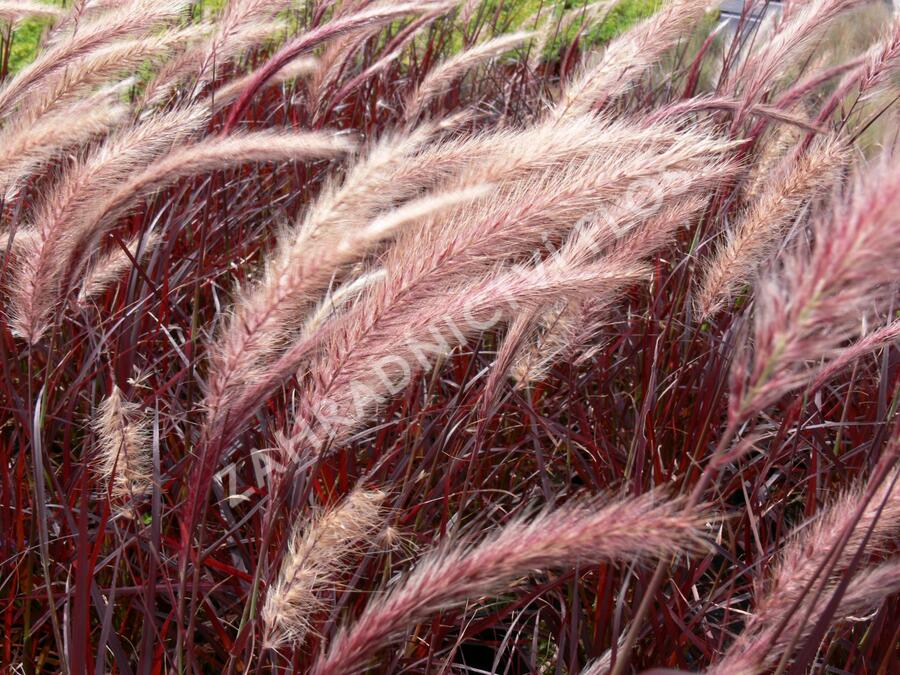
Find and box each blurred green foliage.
[6,18,49,72]
[595,0,661,40]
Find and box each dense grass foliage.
[1,1,899,674]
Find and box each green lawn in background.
[3,0,662,73]
[4,0,224,73]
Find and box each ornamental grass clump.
[1,1,898,672]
